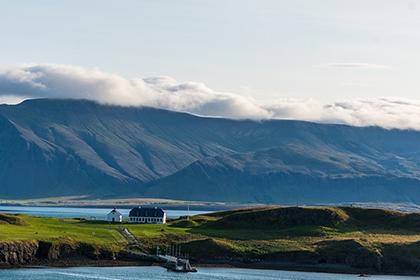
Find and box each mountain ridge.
[1,98,420,203]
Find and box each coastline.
[1,258,419,277]
[3,206,420,277]
[0,197,251,212]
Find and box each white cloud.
[0,64,271,119]
[0,64,419,130]
[0,95,29,105]
[267,97,420,130]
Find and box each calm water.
[0,206,211,220]
[0,267,418,280]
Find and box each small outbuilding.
[128,206,166,224]
[107,208,123,223]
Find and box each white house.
[128,206,166,224]
[107,208,123,223]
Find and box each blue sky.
[2,0,420,103]
[1,1,420,130]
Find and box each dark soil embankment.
[0,214,26,225]
[0,240,122,267]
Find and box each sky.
[1,0,420,129]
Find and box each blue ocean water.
[0,267,417,280]
[0,205,210,220]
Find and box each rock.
[316,240,382,272]
[0,241,38,266]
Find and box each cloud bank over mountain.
[0,64,418,130]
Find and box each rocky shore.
[1,240,420,277]
[0,240,161,269]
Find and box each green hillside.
[0,214,125,250]
[3,206,420,274]
[128,206,420,273]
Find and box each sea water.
[0,205,211,220]
[0,266,418,280]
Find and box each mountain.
[1,98,420,203]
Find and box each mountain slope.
[144,147,420,203]
[1,98,420,203]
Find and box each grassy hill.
[127,206,420,273]
[0,214,125,250]
[3,206,420,274]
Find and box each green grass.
[191,225,343,240]
[125,223,190,238]
[4,206,420,264]
[0,215,126,249]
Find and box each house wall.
[107,213,122,223]
[128,215,166,224]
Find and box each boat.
[164,258,197,273]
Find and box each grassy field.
[124,206,420,269]
[3,207,420,251]
[0,214,126,250]
[3,206,420,272]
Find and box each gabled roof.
[108,208,122,215]
[129,206,165,217]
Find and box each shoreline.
[0,202,237,212]
[0,196,255,212]
[1,259,419,277]
[3,206,420,277]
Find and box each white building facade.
[107,208,123,223]
[128,206,166,224]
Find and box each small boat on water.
[159,244,197,273]
[164,258,197,273]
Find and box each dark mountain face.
[1,98,420,203]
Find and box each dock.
[158,255,197,273]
